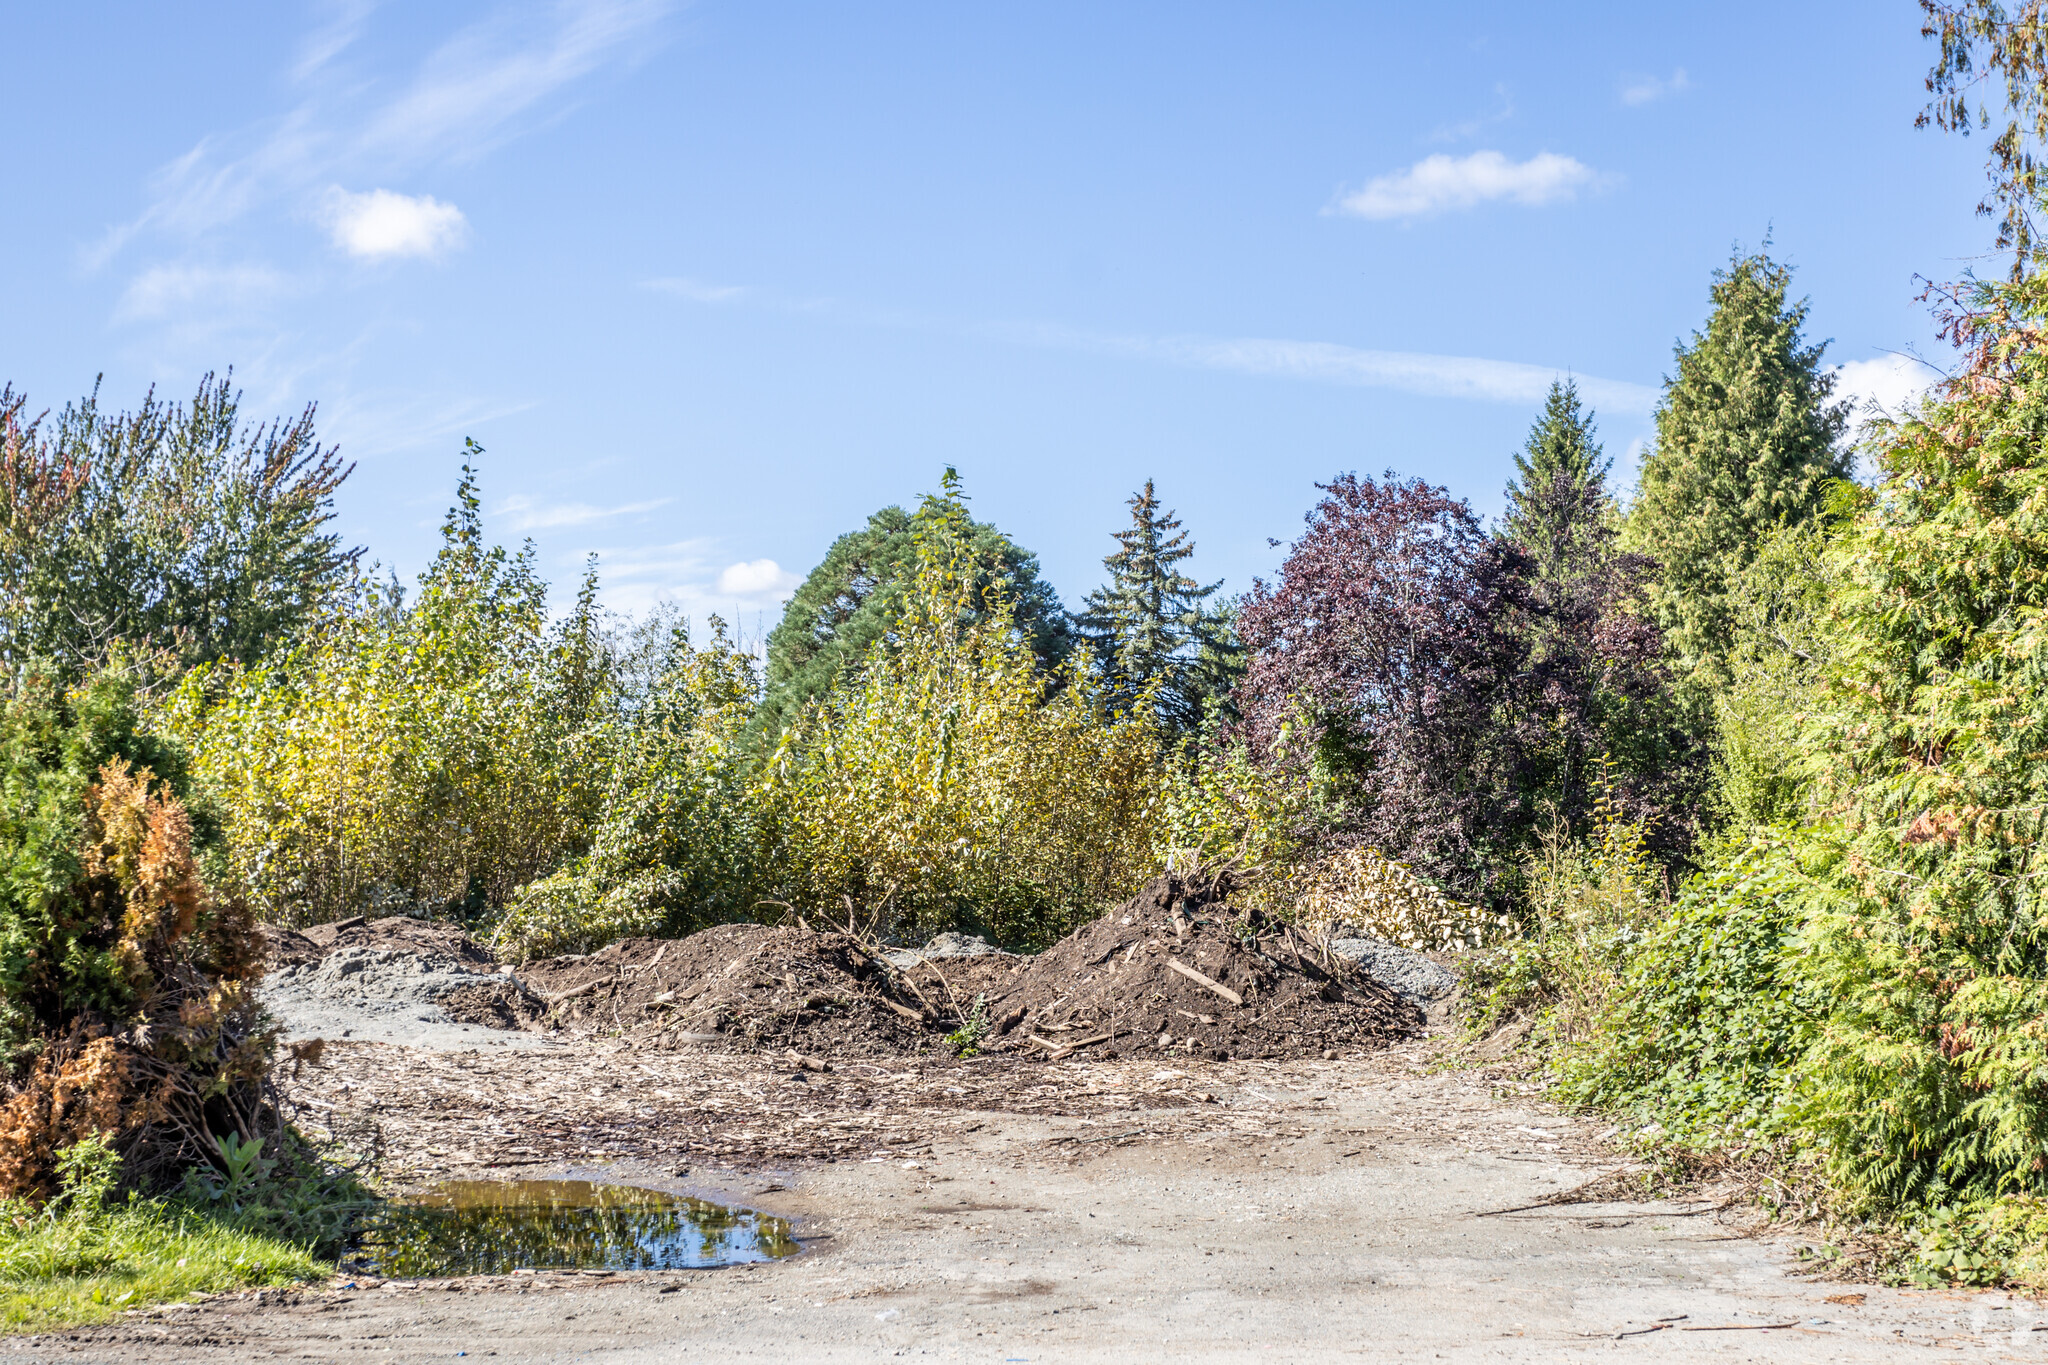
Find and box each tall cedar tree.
[758,485,1073,737]
[1235,473,1523,899]
[1621,250,1851,697]
[1074,480,1239,734]
[1497,388,1691,852]
[0,374,359,673]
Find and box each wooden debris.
[1167,958,1243,1006]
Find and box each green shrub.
[758,476,1167,947]
[1557,838,1819,1143]
[493,617,761,959]
[168,457,616,926]
[0,664,271,1197]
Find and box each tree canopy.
[1621,249,1851,694]
[757,485,1073,737]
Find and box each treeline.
[7,0,2048,1282]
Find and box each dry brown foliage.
[0,760,275,1199]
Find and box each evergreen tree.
[1496,396,1692,854]
[1621,248,1852,693]
[758,487,1073,738]
[1074,481,1237,734]
[1502,379,1611,581]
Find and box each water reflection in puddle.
[353,1179,799,1277]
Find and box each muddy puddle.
[351,1179,799,1277]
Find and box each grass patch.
[0,1131,374,1334]
[0,1195,327,1332]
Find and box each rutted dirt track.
[21,1035,2045,1363]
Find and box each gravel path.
[28,1035,2034,1363]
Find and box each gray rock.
[882,932,1012,970]
[1329,937,1459,1006]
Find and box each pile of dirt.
[257,879,1424,1064]
[960,872,1421,1062]
[519,925,939,1059]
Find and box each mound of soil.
[520,925,939,1059]
[969,873,1421,1062]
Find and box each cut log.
[1167,957,1243,1006]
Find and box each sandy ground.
[14,1032,2044,1363]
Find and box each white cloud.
[1332,150,1601,220]
[643,276,748,303]
[1835,353,1941,421]
[323,187,469,259]
[717,559,798,599]
[114,263,289,323]
[494,494,671,531]
[1620,68,1691,107]
[581,542,798,623]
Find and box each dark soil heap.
[965,872,1421,1061]
[519,925,937,1059]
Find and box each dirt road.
[18,1038,2042,1362]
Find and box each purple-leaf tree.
[1235,472,1526,898]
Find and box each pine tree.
[1622,248,1851,692]
[1075,481,1236,734]
[1502,379,1611,580]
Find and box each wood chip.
[1167,958,1243,1006]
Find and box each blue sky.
[0,2,1992,633]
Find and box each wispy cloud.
[495,493,671,531]
[991,324,1658,415]
[293,0,381,81]
[1330,150,1603,221]
[114,262,291,323]
[1428,84,1515,143]
[322,187,470,259]
[1620,68,1690,107]
[91,0,669,278]
[357,0,669,164]
[644,277,1656,414]
[643,276,748,303]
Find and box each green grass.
[0,1195,329,1333]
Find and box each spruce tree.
[1622,249,1851,691]
[1075,481,1237,734]
[1502,379,1610,581]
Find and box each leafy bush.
[169,458,616,926]
[1557,838,1818,1142]
[493,617,762,959]
[0,374,358,674]
[1465,784,1664,1043]
[759,477,1166,947]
